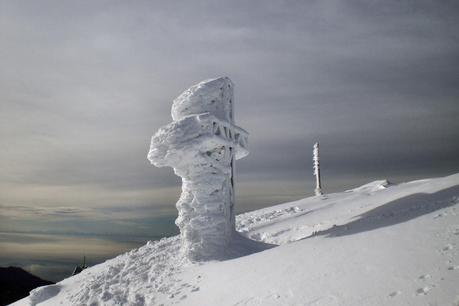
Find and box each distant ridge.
[0,266,53,306]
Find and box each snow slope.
[12,173,459,306]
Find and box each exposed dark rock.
[0,266,53,306]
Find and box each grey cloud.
[0,205,94,219]
[0,0,458,216]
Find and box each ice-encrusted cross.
[148,77,248,260]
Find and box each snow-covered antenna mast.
[313,142,322,196]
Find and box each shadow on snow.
[308,184,459,238]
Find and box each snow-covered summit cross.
[147,77,249,260]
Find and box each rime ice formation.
[148,77,249,260]
[313,142,322,196]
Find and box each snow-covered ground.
[12,173,459,306]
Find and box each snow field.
[12,173,459,306]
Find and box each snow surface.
[12,173,459,306]
[147,77,249,261]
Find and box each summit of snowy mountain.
[12,173,459,306]
[345,179,392,192]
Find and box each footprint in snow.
[389,290,401,297]
[416,286,431,295]
[419,274,431,280]
[448,265,459,271]
[443,244,454,251]
[434,212,447,218]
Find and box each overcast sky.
[1,0,459,237]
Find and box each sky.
[1,0,459,281]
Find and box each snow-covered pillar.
[147,77,249,260]
[313,142,322,196]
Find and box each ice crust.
[171,77,234,122]
[148,77,249,260]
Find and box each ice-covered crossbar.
[148,77,249,260]
[183,113,248,158]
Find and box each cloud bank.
[1,0,458,228]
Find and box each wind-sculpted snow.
[345,179,392,193]
[11,174,459,306]
[148,77,249,261]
